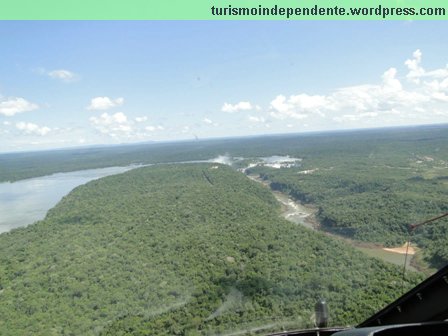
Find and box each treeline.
[247,125,448,269]
[2,124,447,183]
[0,164,422,335]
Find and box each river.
[0,165,143,234]
[247,174,417,272]
[0,157,235,234]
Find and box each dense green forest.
[2,125,447,183]
[0,164,422,335]
[0,135,311,182]
[245,125,448,269]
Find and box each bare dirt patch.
[383,242,416,255]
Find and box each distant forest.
[2,124,446,183]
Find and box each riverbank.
[247,174,421,273]
[0,165,143,234]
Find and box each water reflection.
[0,165,141,234]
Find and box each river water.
[0,157,245,234]
[0,165,142,234]
[247,174,417,272]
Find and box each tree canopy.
[0,164,423,335]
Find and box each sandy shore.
[383,242,416,255]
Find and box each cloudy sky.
[1,21,448,152]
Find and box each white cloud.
[405,49,448,84]
[202,117,219,127]
[48,69,77,82]
[145,125,164,132]
[35,68,78,82]
[269,93,329,120]
[248,116,266,123]
[0,97,38,116]
[432,92,448,102]
[87,97,124,110]
[270,95,289,114]
[90,112,128,125]
[382,68,402,92]
[135,116,148,123]
[404,49,425,84]
[221,101,253,113]
[269,50,448,128]
[90,112,132,136]
[16,122,51,136]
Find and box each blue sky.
[1,21,448,152]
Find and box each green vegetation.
[2,125,447,184]
[246,125,448,269]
[0,136,312,183]
[0,164,422,335]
